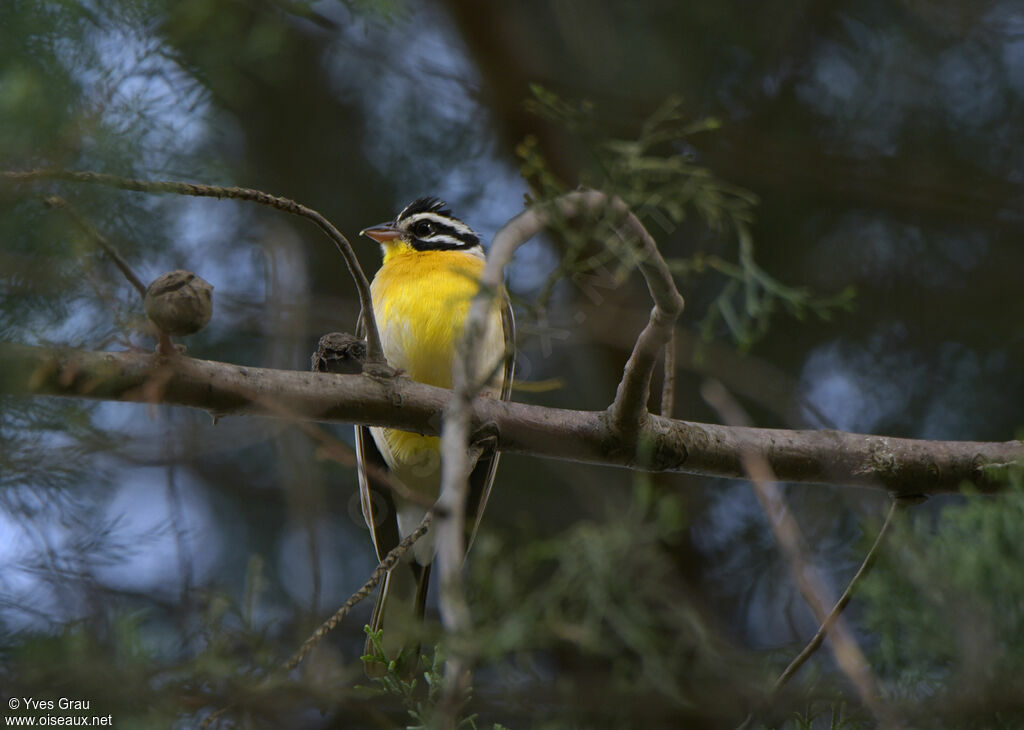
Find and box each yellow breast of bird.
[372,247,486,388]
[369,247,503,489]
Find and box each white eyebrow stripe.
[402,212,478,238]
[421,235,479,249]
[406,231,485,254]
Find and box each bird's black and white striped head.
[361,197,482,256]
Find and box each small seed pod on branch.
[144,270,213,337]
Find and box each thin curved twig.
[733,499,905,730]
[2,168,385,366]
[772,497,902,692]
[702,379,894,729]
[464,190,683,443]
[602,205,684,438]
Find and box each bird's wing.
[354,309,400,562]
[465,295,516,552]
[356,425,401,562]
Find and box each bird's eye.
[412,220,435,237]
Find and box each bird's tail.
[363,561,431,678]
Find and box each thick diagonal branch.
[3,342,1021,494]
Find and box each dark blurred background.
[1,1,1023,727]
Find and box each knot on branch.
[652,296,684,325]
[311,332,366,375]
[648,424,689,471]
[312,332,399,380]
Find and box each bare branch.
[466,190,683,444]
[773,497,903,692]
[435,382,475,646]
[3,342,1021,494]
[42,195,148,298]
[283,510,433,672]
[661,329,677,418]
[1,168,386,368]
[603,206,684,437]
[702,380,892,727]
[435,311,489,721]
[198,512,432,728]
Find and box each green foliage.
[347,484,746,727]
[454,483,749,727]
[519,85,854,350]
[0,2,94,168]
[781,701,860,730]
[361,633,501,730]
[2,554,371,728]
[0,1,220,500]
[857,468,1024,725]
[299,457,1024,729]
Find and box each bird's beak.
[360,223,402,243]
